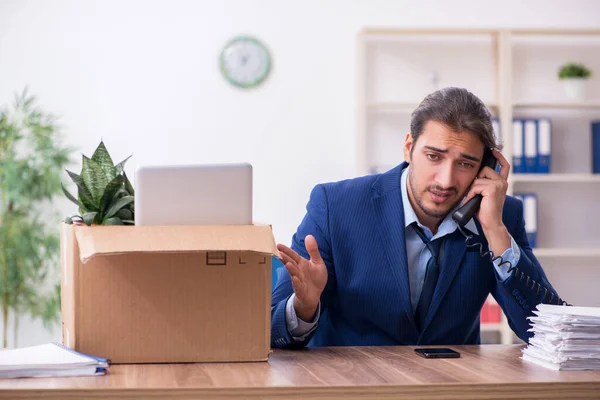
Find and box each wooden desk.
[1,345,599,399]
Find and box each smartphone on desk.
[415,348,461,359]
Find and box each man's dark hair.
[409,87,501,153]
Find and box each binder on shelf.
[593,121,600,174]
[481,299,501,324]
[513,191,525,224]
[512,119,525,173]
[537,118,552,174]
[489,302,501,323]
[524,192,538,248]
[492,118,501,142]
[480,302,488,323]
[524,119,538,173]
[514,192,537,248]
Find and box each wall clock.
[220,35,271,89]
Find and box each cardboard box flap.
[74,224,280,263]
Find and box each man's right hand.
[277,235,328,322]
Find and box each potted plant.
[558,63,592,100]
[0,89,72,348]
[62,141,134,226]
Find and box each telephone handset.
[451,149,571,306]
[452,149,498,227]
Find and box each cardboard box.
[59,222,279,364]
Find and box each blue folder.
[593,121,600,174]
[536,118,552,174]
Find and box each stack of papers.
[522,304,600,371]
[0,342,110,379]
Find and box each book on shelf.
[0,342,110,379]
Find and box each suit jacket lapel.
[371,163,418,335]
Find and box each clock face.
[220,36,271,88]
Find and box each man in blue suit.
[271,87,564,349]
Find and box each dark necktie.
[411,223,443,332]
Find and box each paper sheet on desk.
[535,304,600,318]
[530,314,600,326]
[528,324,600,339]
[522,353,600,371]
[521,304,600,371]
[530,337,600,353]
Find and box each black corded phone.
[451,149,570,306]
[452,149,499,228]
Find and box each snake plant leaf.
[123,171,134,196]
[114,154,132,175]
[121,219,135,225]
[105,195,134,219]
[99,175,124,214]
[91,141,117,181]
[65,169,96,211]
[81,155,108,205]
[103,217,123,225]
[61,183,83,209]
[82,212,98,226]
[115,188,129,197]
[116,208,133,220]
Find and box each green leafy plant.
[558,63,592,79]
[0,89,71,348]
[62,141,134,226]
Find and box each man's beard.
[408,167,462,219]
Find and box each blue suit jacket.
[271,162,561,348]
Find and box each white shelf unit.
[512,101,600,109]
[480,323,503,332]
[358,28,600,345]
[533,248,600,258]
[367,102,500,112]
[511,173,600,182]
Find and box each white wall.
[1,0,599,347]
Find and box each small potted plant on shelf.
[558,62,592,100]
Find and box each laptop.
[134,162,253,226]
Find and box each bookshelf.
[533,248,600,258]
[480,323,503,332]
[511,173,600,182]
[358,28,600,345]
[513,101,600,109]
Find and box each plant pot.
[562,78,587,101]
